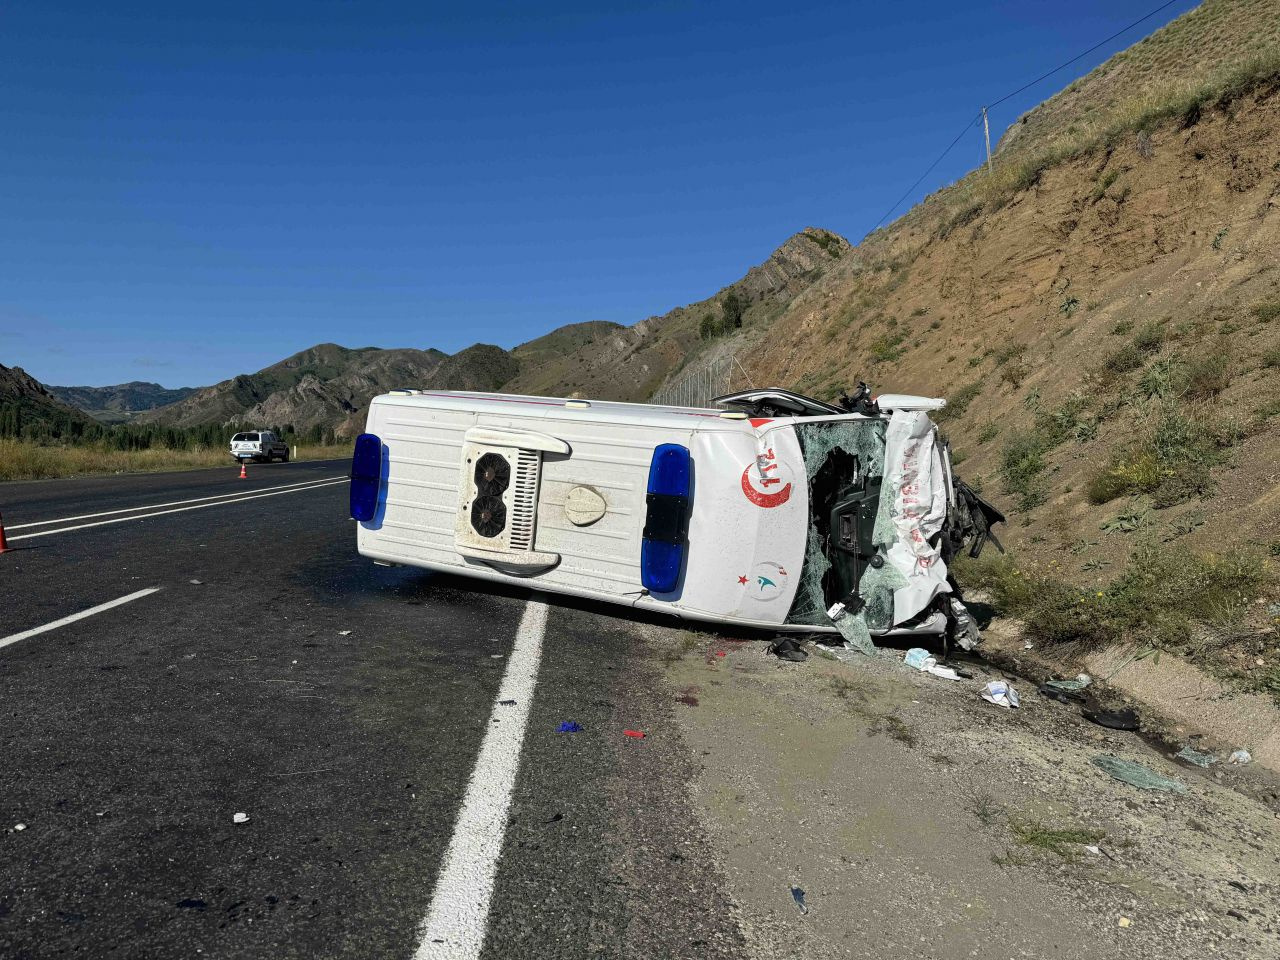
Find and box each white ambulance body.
[351,388,1001,638]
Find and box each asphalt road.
[0,461,742,959]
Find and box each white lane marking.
[10,478,348,541]
[8,476,346,529]
[0,588,162,652]
[414,599,549,960]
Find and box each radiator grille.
[508,448,540,551]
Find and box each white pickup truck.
[229,430,290,463]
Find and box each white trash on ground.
[1229,749,1252,765]
[980,680,1020,708]
[903,647,961,681]
[232,812,250,824]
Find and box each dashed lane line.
[413,598,549,960]
[8,476,346,530]
[0,588,162,652]
[9,478,348,542]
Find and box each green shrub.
[1260,348,1280,369]
[956,547,1271,652]
[1104,342,1144,374]
[977,422,1000,443]
[1090,170,1120,202]
[1087,404,1225,505]
[1251,300,1280,322]
[1111,320,1134,335]
[868,333,906,363]
[1087,451,1160,504]
[1139,356,1187,398]
[994,342,1026,366]
[934,382,982,422]
[1132,321,1165,353]
[1000,431,1050,510]
[1184,351,1233,399]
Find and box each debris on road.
[1118,917,1132,929]
[980,680,1020,708]
[1176,745,1218,767]
[232,812,250,824]
[189,579,203,585]
[498,699,517,707]
[623,729,647,739]
[948,598,980,650]
[1083,706,1140,731]
[1043,674,1091,693]
[338,630,351,636]
[12,823,26,832]
[175,898,207,911]
[557,721,582,733]
[543,812,564,824]
[1229,749,1252,765]
[903,648,961,681]
[1091,756,1187,793]
[790,886,808,915]
[767,637,808,662]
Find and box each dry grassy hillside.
[723,66,1280,691]
[1000,0,1280,157]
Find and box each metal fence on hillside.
[652,352,749,408]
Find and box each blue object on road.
[640,443,691,594]
[790,885,808,914]
[350,433,383,521]
[557,721,582,733]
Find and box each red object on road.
[238,462,248,479]
[0,512,9,553]
[623,729,646,739]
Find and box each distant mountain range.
[45,381,197,423]
[7,227,849,437]
[0,364,97,433]
[5,228,847,436]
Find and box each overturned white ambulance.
[350,386,1002,645]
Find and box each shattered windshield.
[786,418,901,628]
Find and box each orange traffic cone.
[238,461,248,480]
[0,512,9,553]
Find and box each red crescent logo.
[741,465,792,508]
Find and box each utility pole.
[981,106,993,173]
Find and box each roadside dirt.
[653,630,1280,960]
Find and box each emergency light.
[640,443,691,593]
[350,432,383,522]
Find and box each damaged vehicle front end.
[714,386,1004,651]
[352,384,1003,647]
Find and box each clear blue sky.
[1,0,1198,387]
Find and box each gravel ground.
[650,628,1280,960]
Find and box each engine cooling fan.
[470,495,508,538]
[474,453,511,498]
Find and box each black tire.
[281,452,290,463]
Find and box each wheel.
[281,452,290,463]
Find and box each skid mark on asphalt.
[8,478,347,542]
[413,598,548,960]
[7,475,346,530]
[0,587,162,652]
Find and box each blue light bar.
[641,443,691,594]
[350,433,383,522]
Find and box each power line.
[871,0,1186,232]
[873,113,980,230]
[988,0,1183,110]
